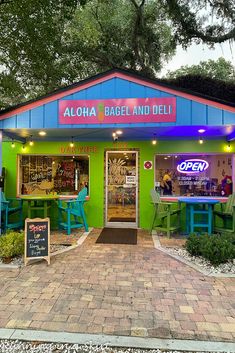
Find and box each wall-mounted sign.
[59,97,176,125]
[177,159,209,174]
[60,145,98,154]
[126,176,136,184]
[144,161,153,170]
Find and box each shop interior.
[155,154,233,197]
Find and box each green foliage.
[0,231,24,259]
[163,74,235,104]
[166,58,235,82]
[185,233,202,256]
[0,0,234,108]
[185,233,235,266]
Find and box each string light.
[112,132,118,141]
[11,139,15,148]
[29,135,34,146]
[152,134,157,145]
[226,140,231,152]
[70,137,74,148]
[22,144,26,150]
[199,137,203,144]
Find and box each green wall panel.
[2,139,233,230]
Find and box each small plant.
[185,233,202,256]
[185,232,235,266]
[200,234,235,266]
[0,231,24,259]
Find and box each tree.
[159,0,235,46]
[0,0,234,109]
[78,0,235,45]
[0,0,78,109]
[65,0,175,77]
[166,58,235,81]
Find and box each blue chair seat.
[1,192,23,232]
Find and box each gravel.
[165,247,235,274]
[0,244,71,267]
[0,340,232,353]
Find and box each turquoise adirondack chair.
[1,192,23,232]
[58,187,88,235]
[150,189,181,238]
[213,193,235,233]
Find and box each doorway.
[105,150,138,228]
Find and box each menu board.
[24,218,50,265]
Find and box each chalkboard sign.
[24,218,50,266]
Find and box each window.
[18,155,89,195]
[155,154,233,197]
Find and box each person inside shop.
[221,175,232,196]
[161,169,173,195]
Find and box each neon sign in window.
[177,159,209,174]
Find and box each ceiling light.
[198,129,205,133]
[11,140,15,148]
[39,131,46,136]
[116,130,123,135]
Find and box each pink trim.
[1,71,234,120]
[161,196,228,203]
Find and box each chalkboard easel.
[24,218,50,266]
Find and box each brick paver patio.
[0,228,234,342]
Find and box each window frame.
[17,153,90,196]
[154,152,235,197]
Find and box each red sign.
[144,161,153,170]
[59,97,176,125]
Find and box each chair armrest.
[59,199,85,209]
[8,198,22,206]
[1,200,9,205]
[161,202,175,206]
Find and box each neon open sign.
[177,159,209,174]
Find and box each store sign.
[126,176,136,184]
[59,97,176,125]
[177,159,209,174]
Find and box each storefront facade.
[0,69,235,230]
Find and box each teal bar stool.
[58,188,88,235]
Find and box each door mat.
[109,217,136,222]
[96,228,137,244]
